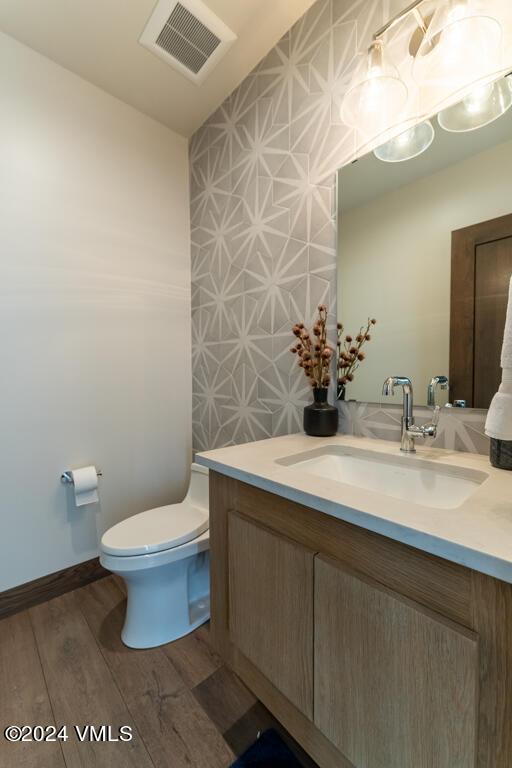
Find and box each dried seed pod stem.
[336,317,376,390]
[289,305,335,388]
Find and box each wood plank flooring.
[0,575,317,768]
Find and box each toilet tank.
[186,463,209,511]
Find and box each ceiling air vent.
[139,0,237,85]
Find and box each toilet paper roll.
[70,466,99,507]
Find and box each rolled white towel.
[500,367,512,395]
[501,276,512,369]
[486,368,512,440]
[485,277,512,440]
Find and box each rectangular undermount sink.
[276,445,489,510]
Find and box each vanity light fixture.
[341,0,504,137]
[438,74,512,132]
[414,0,503,94]
[373,120,435,162]
[340,39,408,137]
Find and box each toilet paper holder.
[61,468,103,485]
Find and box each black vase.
[490,438,512,470]
[303,387,338,437]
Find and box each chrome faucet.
[427,375,449,407]
[382,376,440,453]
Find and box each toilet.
[99,463,210,649]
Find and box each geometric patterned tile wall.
[190,0,489,455]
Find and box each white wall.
[338,137,512,405]
[0,33,191,590]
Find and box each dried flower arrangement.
[337,318,377,398]
[290,305,335,389]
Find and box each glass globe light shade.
[413,0,503,98]
[341,40,408,138]
[438,75,512,132]
[373,120,435,162]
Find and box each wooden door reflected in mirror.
[450,213,512,408]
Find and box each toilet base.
[121,602,210,649]
[116,551,210,649]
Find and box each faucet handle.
[408,406,440,440]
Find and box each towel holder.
[61,469,103,485]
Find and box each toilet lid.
[101,501,209,557]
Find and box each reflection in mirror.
[337,76,512,409]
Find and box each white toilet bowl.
[100,463,210,649]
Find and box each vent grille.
[139,0,236,84]
[155,2,221,75]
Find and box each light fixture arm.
[373,0,428,41]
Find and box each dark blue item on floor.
[231,729,304,767]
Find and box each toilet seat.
[100,529,210,574]
[101,501,209,557]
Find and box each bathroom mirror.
[337,75,512,408]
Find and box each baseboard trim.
[0,557,108,620]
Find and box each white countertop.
[196,433,512,584]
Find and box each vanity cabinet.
[314,556,478,768]
[228,513,314,717]
[210,471,512,768]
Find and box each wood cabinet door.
[315,556,478,768]
[228,512,314,718]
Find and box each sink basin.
[277,445,488,510]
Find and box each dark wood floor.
[0,575,317,768]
